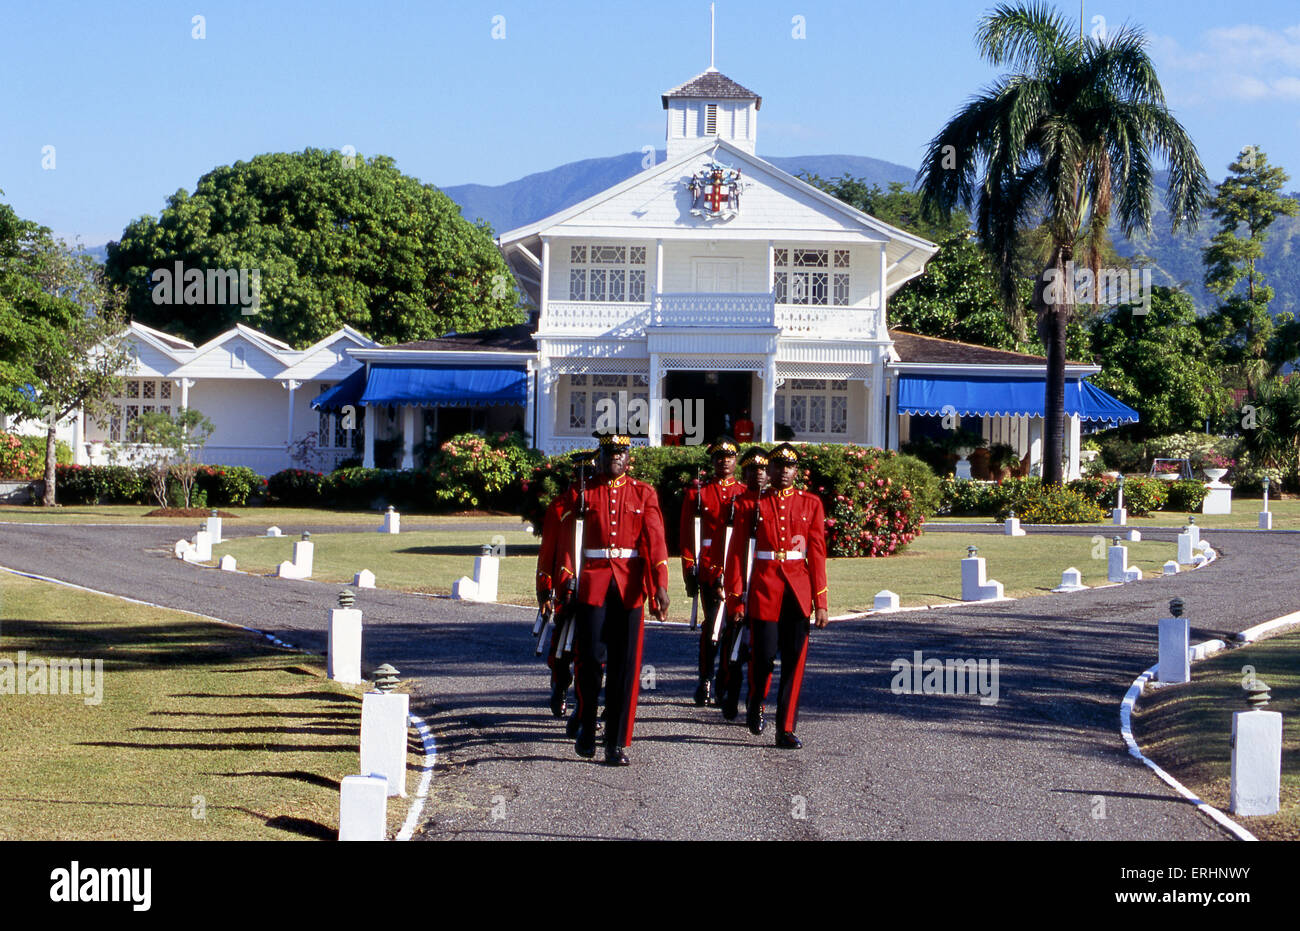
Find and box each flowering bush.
[194,465,266,506]
[54,464,147,504]
[1202,452,1236,472]
[0,432,42,479]
[427,431,542,510]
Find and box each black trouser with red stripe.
[696,588,725,685]
[574,578,645,749]
[747,587,811,734]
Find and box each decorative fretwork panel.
[776,247,849,308]
[566,242,648,302]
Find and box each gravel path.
[2,520,1293,840]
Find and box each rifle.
[555,466,586,657]
[710,495,736,644]
[730,492,761,664]
[532,594,554,656]
[689,471,704,631]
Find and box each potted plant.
[987,443,1020,481]
[1202,452,1235,484]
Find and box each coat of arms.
[687,161,743,221]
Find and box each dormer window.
[705,104,718,135]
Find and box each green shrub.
[1164,479,1207,512]
[1001,484,1105,524]
[1095,434,1147,473]
[1118,475,1167,516]
[194,465,266,507]
[267,468,325,506]
[876,454,941,517]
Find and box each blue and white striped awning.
[899,376,1138,423]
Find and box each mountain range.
[86,150,1300,318]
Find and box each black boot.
[747,704,766,736]
[574,723,596,758]
[549,681,567,718]
[565,709,580,738]
[693,679,711,706]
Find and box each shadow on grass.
[209,769,341,791]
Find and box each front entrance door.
[662,370,753,445]
[693,259,741,293]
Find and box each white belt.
[701,538,713,547]
[756,550,804,561]
[584,548,641,559]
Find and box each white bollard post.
[1230,679,1283,816]
[1156,598,1190,684]
[354,569,376,589]
[1113,477,1126,525]
[1162,560,1179,576]
[265,526,283,537]
[219,554,238,572]
[292,531,314,578]
[207,510,223,544]
[472,546,499,602]
[451,577,479,600]
[328,591,363,685]
[873,590,899,611]
[1260,477,1272,530]
[361,686,410,798]
[1184,518,1200,547]
[1177,530,1195,566]
[380,506,400,534]
[1003,512,1026,537]
[960,546,1004,601]
[174,539,193,560]
[1107,537,1130,583]
[1052,567,1087,592]
[192,529,213,562]
[338,774,388,841]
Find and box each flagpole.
[710,3,716,70]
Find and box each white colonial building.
[25,65,1134,481]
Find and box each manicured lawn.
[212,529,1179,617]
[928,495,1300,531]
[0,573,418,840]
[1133,630,1300,841]
[0,503,526,532]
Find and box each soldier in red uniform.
[536,450,594,726]
[712,445,768,720]
[680,437,742,705]
[733,408,755,444]
[562,433,670,766]
[724,443,829,749]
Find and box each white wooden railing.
[542,293,877,338]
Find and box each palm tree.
[917,2,1209,484]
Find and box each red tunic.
[679,477,744,586]
[724,486,828,619]
[561,474,669,610]
[535,495,568,597]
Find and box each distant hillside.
[442,151,916,234]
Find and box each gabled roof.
[275,325,382,380]
[662,69,761,109]
[497,138,938,263]
[128,321,196,359]
[171,323,299,376]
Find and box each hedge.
[519,444,937,558]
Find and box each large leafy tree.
[917,2,1209,483]
[0,196,130,505]
[1088,287,1226,437]
[1199,147,1299,394]
[106,149,522,348]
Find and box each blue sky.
[2,0,1298,245]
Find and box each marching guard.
[679,437,743,706]
[562,432,670,766]
[711,445,768,720]
[535,449,594,730]
[724,443,829,749]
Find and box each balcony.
[541,292,878,339]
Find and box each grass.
[928,495,1300,531]
[0,572,419,840]
[0,503,527,531]
[212,528,1178,617]
[1132,630,1300,841]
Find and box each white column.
[400,406,415,469]
[761,357,777,443]
[1067,413,1082,479]
[539,237,550,328]
[281,379,301,443]
[655,238,664,295]
[537,355,552,454]
[73,408,86,465]
[878,243,889,339]
[177,378,194,411]
[767,239,775,291]
[887,371,900,451]
[524,360,536,447]
[648,354,662,445]
[868,357,885,448]
[362,403,375,468]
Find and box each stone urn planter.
[1203,468,1228,483]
